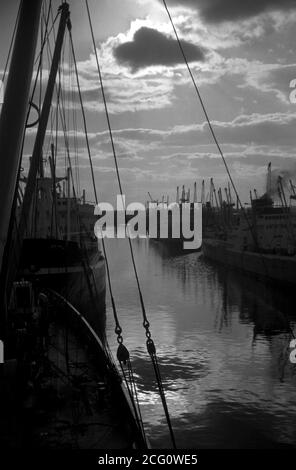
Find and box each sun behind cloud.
[113,26,206,71]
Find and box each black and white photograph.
[0,0,296,460]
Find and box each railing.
[44,288,148,449]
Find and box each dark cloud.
[161,0,296,23]
[113,27,205,70]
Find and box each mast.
[228,182,232,205]
[290,179,296,197]
[187,188,190,203]
[193,182,197,203]
[18,3,70,242]
[201,179,205,205]
[181,185,185,202]
[212,181,219,209]
[0,0,43,272]
[67,167,71,241]
[266,162,272,196]
[49,143,57,238]
[5,3,70,298]
[210,178,214,207]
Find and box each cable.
[85,0,176,448]
[1,1,21,86]
[162,0,262,252]
[68,26,129,357]
[2,0,55,299]
[161,0,295,344]
[68,29,98,204]
[46,16,118,362]
[69,21,149,446]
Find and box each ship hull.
[151,236,201,255]
[203,238,296,285]
[19,239,106,338]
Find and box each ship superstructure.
[202,166,296,284]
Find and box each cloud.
[242,63,296,103]
[73,53,177,113]
[196,57,296,104]
[160,0,296,23]
[23,110,296,202]
[113,26,205,70]
[67,112,295,189]
[103,112,296,147]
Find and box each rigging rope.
[68,26,148,445]
[162,0,259,246]
[45,12,121,368]
[68,27,125,349]
[1,1,21,88]
[85,0,176,448]
[8,0,54,263]
[162,0,295,344]
[49,30,122,365]
[41,8,115,374]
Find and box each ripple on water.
[103,239,296,448]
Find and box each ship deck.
[0,317,141,449]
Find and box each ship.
[18,159,106,336]
[202,165,296,285]
[145,184,202,253]
[0,1,149,449]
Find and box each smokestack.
[176,186,179,203]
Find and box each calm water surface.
[103,238,296,449]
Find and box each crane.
[147,192,158,204]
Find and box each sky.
[1,0,296,205]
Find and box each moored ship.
[202,167,296,285]
[0,1,150,449]
[18,158,106,336]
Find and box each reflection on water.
[102,238,296,448]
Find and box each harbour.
[0,0,296,455]
[104,237,296,448]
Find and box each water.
[103,238,296,449]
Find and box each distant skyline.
[1,0,296,204]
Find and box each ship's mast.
[266,162,272,197]
[193,182,197,203]
[5,3,71,299]
[0,0,43,273]
[0,1,43,346]
[18,3,70,243]
[201,179,205,205]
[67,167,71,241]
